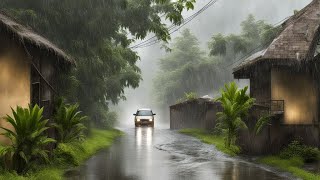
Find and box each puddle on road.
[66,127,295,180]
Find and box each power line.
[130,0,218,49]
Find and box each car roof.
[137,108,152,111]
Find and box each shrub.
[53,102,87,143]
[279,140,320,163]
[53,142,84,166]
[99,111,117,129]
[184,92,198,101]
[0,105,55,173]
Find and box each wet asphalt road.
[70,127,293,180]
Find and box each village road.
[69,127,294,180]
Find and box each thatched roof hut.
[0,12,75,68]
[0,12,75,144]
[232,0,320,154]
[234,0,320,78]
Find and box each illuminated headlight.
[149,119,153,122]
[136,119,140,122]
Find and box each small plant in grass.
[216,82,254,148]
[53,101,87,143]
[0,105,55,174]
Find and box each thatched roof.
[0,12,75,66]
[234,0,320,76]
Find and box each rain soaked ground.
[67,127,296,180]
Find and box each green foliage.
[279,140,320,163]
[176,92,198,103]
[254,114,271,135]
[96,111,118,129]
[154,29,227,106]
[215,82,254,148]
[259,156,320,180]
[208,14,281,56]
[53,102,87,143]
[0,129,122,180]
[0,105,55,174]
[209,34,227,56]
[0,0,195,127]
[184,92,198,101]
[179,128,240,156]
[155,15,279,109]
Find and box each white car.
[133,108,155,127]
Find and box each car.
[133,108,156,127]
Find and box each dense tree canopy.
[0,0,196,126]
[154,29,227,106]
[209,14,281,56]
[155,15,280,107]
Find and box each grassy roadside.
[0,128,123,180]
[259,156,320,180]
[178,128,240,156]
[179,128,320,180]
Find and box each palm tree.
[216,82,254,148]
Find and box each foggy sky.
[115,0,312,127]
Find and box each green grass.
[259,156,320,180]
[179,128,240,156]
[0,128,123,180]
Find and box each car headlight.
[136,119,140,122]
[149,119,153,122]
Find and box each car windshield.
[136,110,153,116]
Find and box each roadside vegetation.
[179,129,240,156]
[0,129,122,180]
[259,140,320,180]
[0,103,122,179]
[179,82,252,156]
[215,82,254,148]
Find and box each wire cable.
[130,0,217,49]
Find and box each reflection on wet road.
[73,127,292,180]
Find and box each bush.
[53,101,87,143]
[184,92,198,101]
[279,140,320,163]
[53,142,84,166]
[99,111,117,129]
[0,105,55,173]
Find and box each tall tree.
[209,14,281,57]
[154,29,226,106]
[0,0,196,126]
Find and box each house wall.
[0,36,30,143]
[250,69,271,102]
[271,68,318,124]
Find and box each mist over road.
[72,127,293,180]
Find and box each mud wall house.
[170,98,221,130]
[233,0,320,154]
[0,13,74,143]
